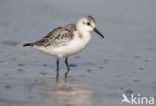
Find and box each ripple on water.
[2,41,19,46]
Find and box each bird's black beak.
[94,27,104,38]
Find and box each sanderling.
[23,16,104,73]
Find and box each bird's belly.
[43,37,90,58]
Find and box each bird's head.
[77,16,104,38]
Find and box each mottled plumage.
[33,24,76,47]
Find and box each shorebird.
[23,16,104,73]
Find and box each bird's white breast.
[41,31,91,58]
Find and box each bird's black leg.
[65,57,70,79]
[65,57,70,70]
[65,69,70,79]
[56,59,59,79]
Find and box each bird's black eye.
[87,22,90,26]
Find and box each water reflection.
[40,71,93,106]
[56,69,70,82]
[65,69,70,80]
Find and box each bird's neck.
[76,25,89,35]
[77,28,90,38]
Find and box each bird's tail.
[23,43,33,47]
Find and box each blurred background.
[0,0,156,106]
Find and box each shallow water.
[0,0,156,106]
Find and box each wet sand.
[0,0,156,106]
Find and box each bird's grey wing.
[33,24,76,47]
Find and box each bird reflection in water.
[56,69,70,82]
[40,70,93,106]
